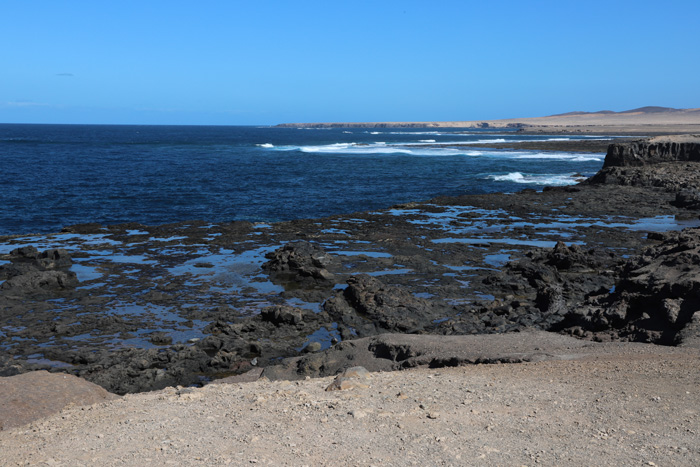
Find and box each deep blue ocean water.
[0,124,608,236]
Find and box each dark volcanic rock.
[545,241,600,271]
[0,247,77,294]
[482,242,618,325]
[602,135,700,168]
[36,248,74,269]
[148,332,174,346]
[71,346,210,395]
[263,241,338,288]
[7,246,73,269]
[588,135,700,194]
[261,305,305,326]
[672,189,700,209]
[556,228,700,345]
[324,274,441,336]
[36,312,336,393]
[0,270,78,291]
[9,246,41,260]
[675,311,700,348]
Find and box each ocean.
[0,124,607,236]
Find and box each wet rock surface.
[324,274,444,336]
[2,136,700,394]
[555,228,700,345]
[262,241,338,301]
[0,247,77,294]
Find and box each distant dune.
[277,107,700,133]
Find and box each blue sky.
[2,1,698,125]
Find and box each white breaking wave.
[389,138,509,147]
[513,153,604,162]
[272,142,486,156]
[363,130,455,136]
[267,141,605,161]
[257,143,274,148]
[410,138,508,145]
[488,172,581,186]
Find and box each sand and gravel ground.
[1,346,698,466]
[278,107,700,133]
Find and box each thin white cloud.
[3,101,50,107]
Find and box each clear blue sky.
[2,1,698,125]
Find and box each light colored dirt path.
[1,347,699,466]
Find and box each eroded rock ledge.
[587,135,700,193]
[603,135,700,168]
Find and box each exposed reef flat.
[2,135,700,465]
[2,135,700,398]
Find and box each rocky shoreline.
[1,135,700,396]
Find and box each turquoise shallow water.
[0,124,607,235]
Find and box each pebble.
[325,366,371,391]
[342,366,371,379]
[326,377,369,392]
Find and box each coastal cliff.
[588,135,700,191]
[603,135,700,167]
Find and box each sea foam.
[270,142,604,160]
[488,172,579,186]
[284,142,487,157]
[513,153,604,162]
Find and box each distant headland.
[276,106,700,134]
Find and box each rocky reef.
[555,228,700,347]
[2,135,700,394]
[0,246,77,295]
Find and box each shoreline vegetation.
[2,115,700,464]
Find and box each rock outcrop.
[262,241,338,288]
[556,228,700,346]
[602,135,700,168]
[323,274,442,336]
[587,135,700,192]
[0,246,78,294]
